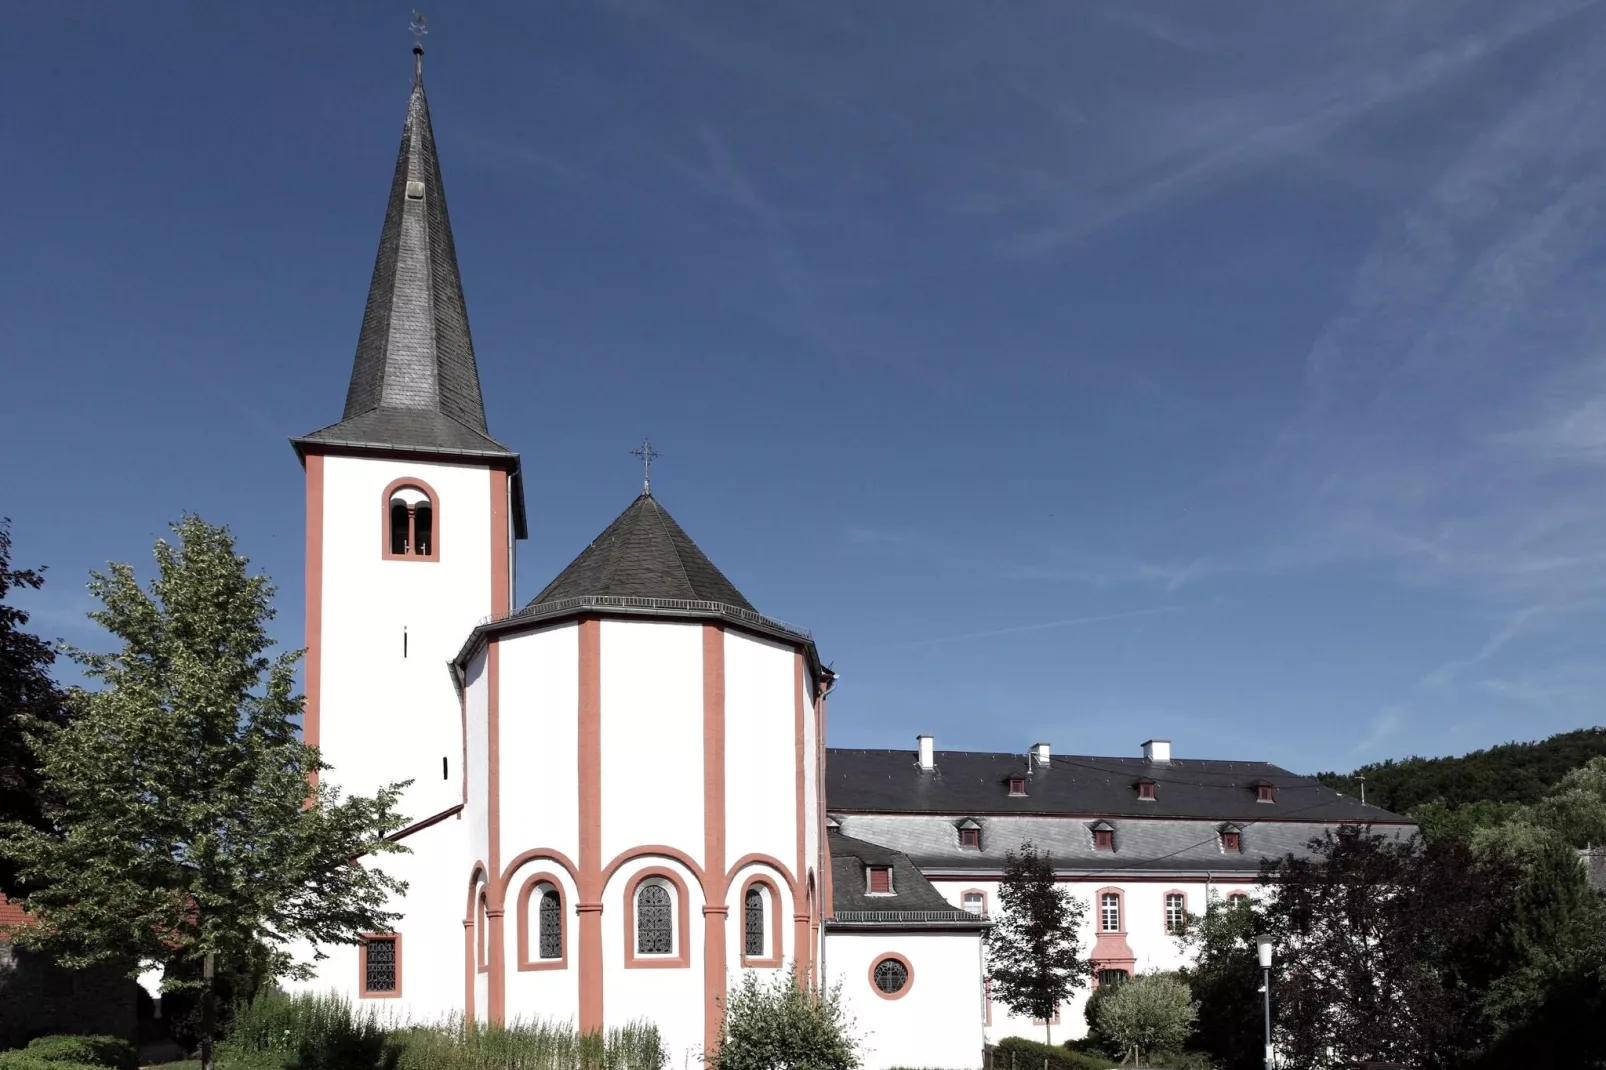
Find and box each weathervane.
[631,438,663,495]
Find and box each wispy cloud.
[899,605,1177,647]
[1354,707,1404,755]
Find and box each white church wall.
[600,854,707,1068]
[825,931,986,1070]
[723,632,797,878]
[465,647,490,879]
[598,621,704,865]
[501,860,581,1024]
[497,623,581,871]
[318,455,492,824]
[281,812,469,1020]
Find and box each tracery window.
[636,883,672,955]
[538,889,562,960]
[873,957,909,995]
[744,886,765,957]
[361,935,398,996]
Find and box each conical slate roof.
[529,493,755,611]
[297,49,510,457]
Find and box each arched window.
[382,478,439,561]
[1227,891,1249,906]
[477,891,489,972]
[636,883,672,955]
[744,886,765,957]
[962,890,985,916]
[538,889,562,959]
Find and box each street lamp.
[1256,934,1274,1070]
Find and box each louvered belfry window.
[538,890,562,960]
[364,936,397,993]
[744,887,765,957]
[636,883,672,954]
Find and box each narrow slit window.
[538,889,562,960]
[442,756,449,780]
[744,886,765,957]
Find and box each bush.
[0,1056,105,1070]
[994,1036,1117,1070]
[20,1035,138,1070]
[710,967,860,1070]
[1090,972,1196,1066]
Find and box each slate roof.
[826,748,1397,824]
[833,813,1410,876]
[527,492,755,610]
[295,50,513,462]
[828,829,988,929]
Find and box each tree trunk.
[200,952,215,1070]
[1045,1019,1052,1045]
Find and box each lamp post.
[1256,934,1274,1070]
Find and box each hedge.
[994,1037,1118,1070]
[0,1035,139,1070]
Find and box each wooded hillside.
[1317,726,1606,814]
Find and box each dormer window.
[1221,825,1243,853]
[383,478,439,561]
[1255,783,1276,803]
[957,820,981,849]
[1007,777,1027,797]
[867,866,893,895]
[1137,779,1157,801]
[1091,821,1115,850]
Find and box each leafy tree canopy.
[0,518,71,896]
[1176,893,1263,1070]
[987,841,1089,1044]
[1090,971,1196,1066]
[0,516,411,985]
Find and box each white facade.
[826,932,987,1070]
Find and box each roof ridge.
[645,496,699,598]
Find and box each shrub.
[994,1036,1117,1070]
[1090,972,1196,1066]
[20,1035,138,1070]
[710,967,860,1070]
[0,1056,104,1070]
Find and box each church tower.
[292,43,526,824]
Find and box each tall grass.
[227,991,666,1070]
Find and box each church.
[283,46,1405,1069]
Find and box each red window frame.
[959,827,981,848]
[868,866,892,894]
[1008,777,1026,796]
[1257,784,1276,803]
[1138,781,1156,801]
[1222,830,1242,852]
[1093,828,1114,850]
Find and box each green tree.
[1176,892,1262,1070]
[0,518,71,897]
[0,517,411,1070]
[712,966,861,1070]
[1260,825,1514,1070]
[987,841,1089,1044]
[1476,836,1606,1067]
[1091,971,1196,1067]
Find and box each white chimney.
[1143,739,1172,763]
[1032,741,1051,766]
[917,734,935,771]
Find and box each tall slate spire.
[296,44,512,458]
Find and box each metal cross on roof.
[410,11,429,43]
[631,438,663,494]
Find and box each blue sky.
[5,2,1605,775]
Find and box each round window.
[873,958,909,995]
